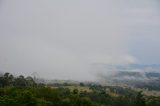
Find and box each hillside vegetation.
[0,72,160,106]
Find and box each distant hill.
[96,64,160,90]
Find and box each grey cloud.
[0,0,159,80]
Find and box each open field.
[63,86,92,92]
[51,84,160,97]
[142,90,160,97]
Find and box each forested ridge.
[0,72,160,106]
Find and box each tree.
[80,82,84,86]
[135,92,146,106]
[26,76,36,86]
[16,90,37,106]
[73,89,79,94]
[0,72,14,87]
[146,97,160,106]
[13,75,27,87]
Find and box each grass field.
[51,85,160,97]
[63,86,92,92]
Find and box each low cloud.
[0,0,159,80]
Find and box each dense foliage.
[0,72,160,106]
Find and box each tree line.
[0,72,160,106]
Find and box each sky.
[0,0,160,81]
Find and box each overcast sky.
[0,0,160,80]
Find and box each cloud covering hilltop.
[0,0,160,80]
